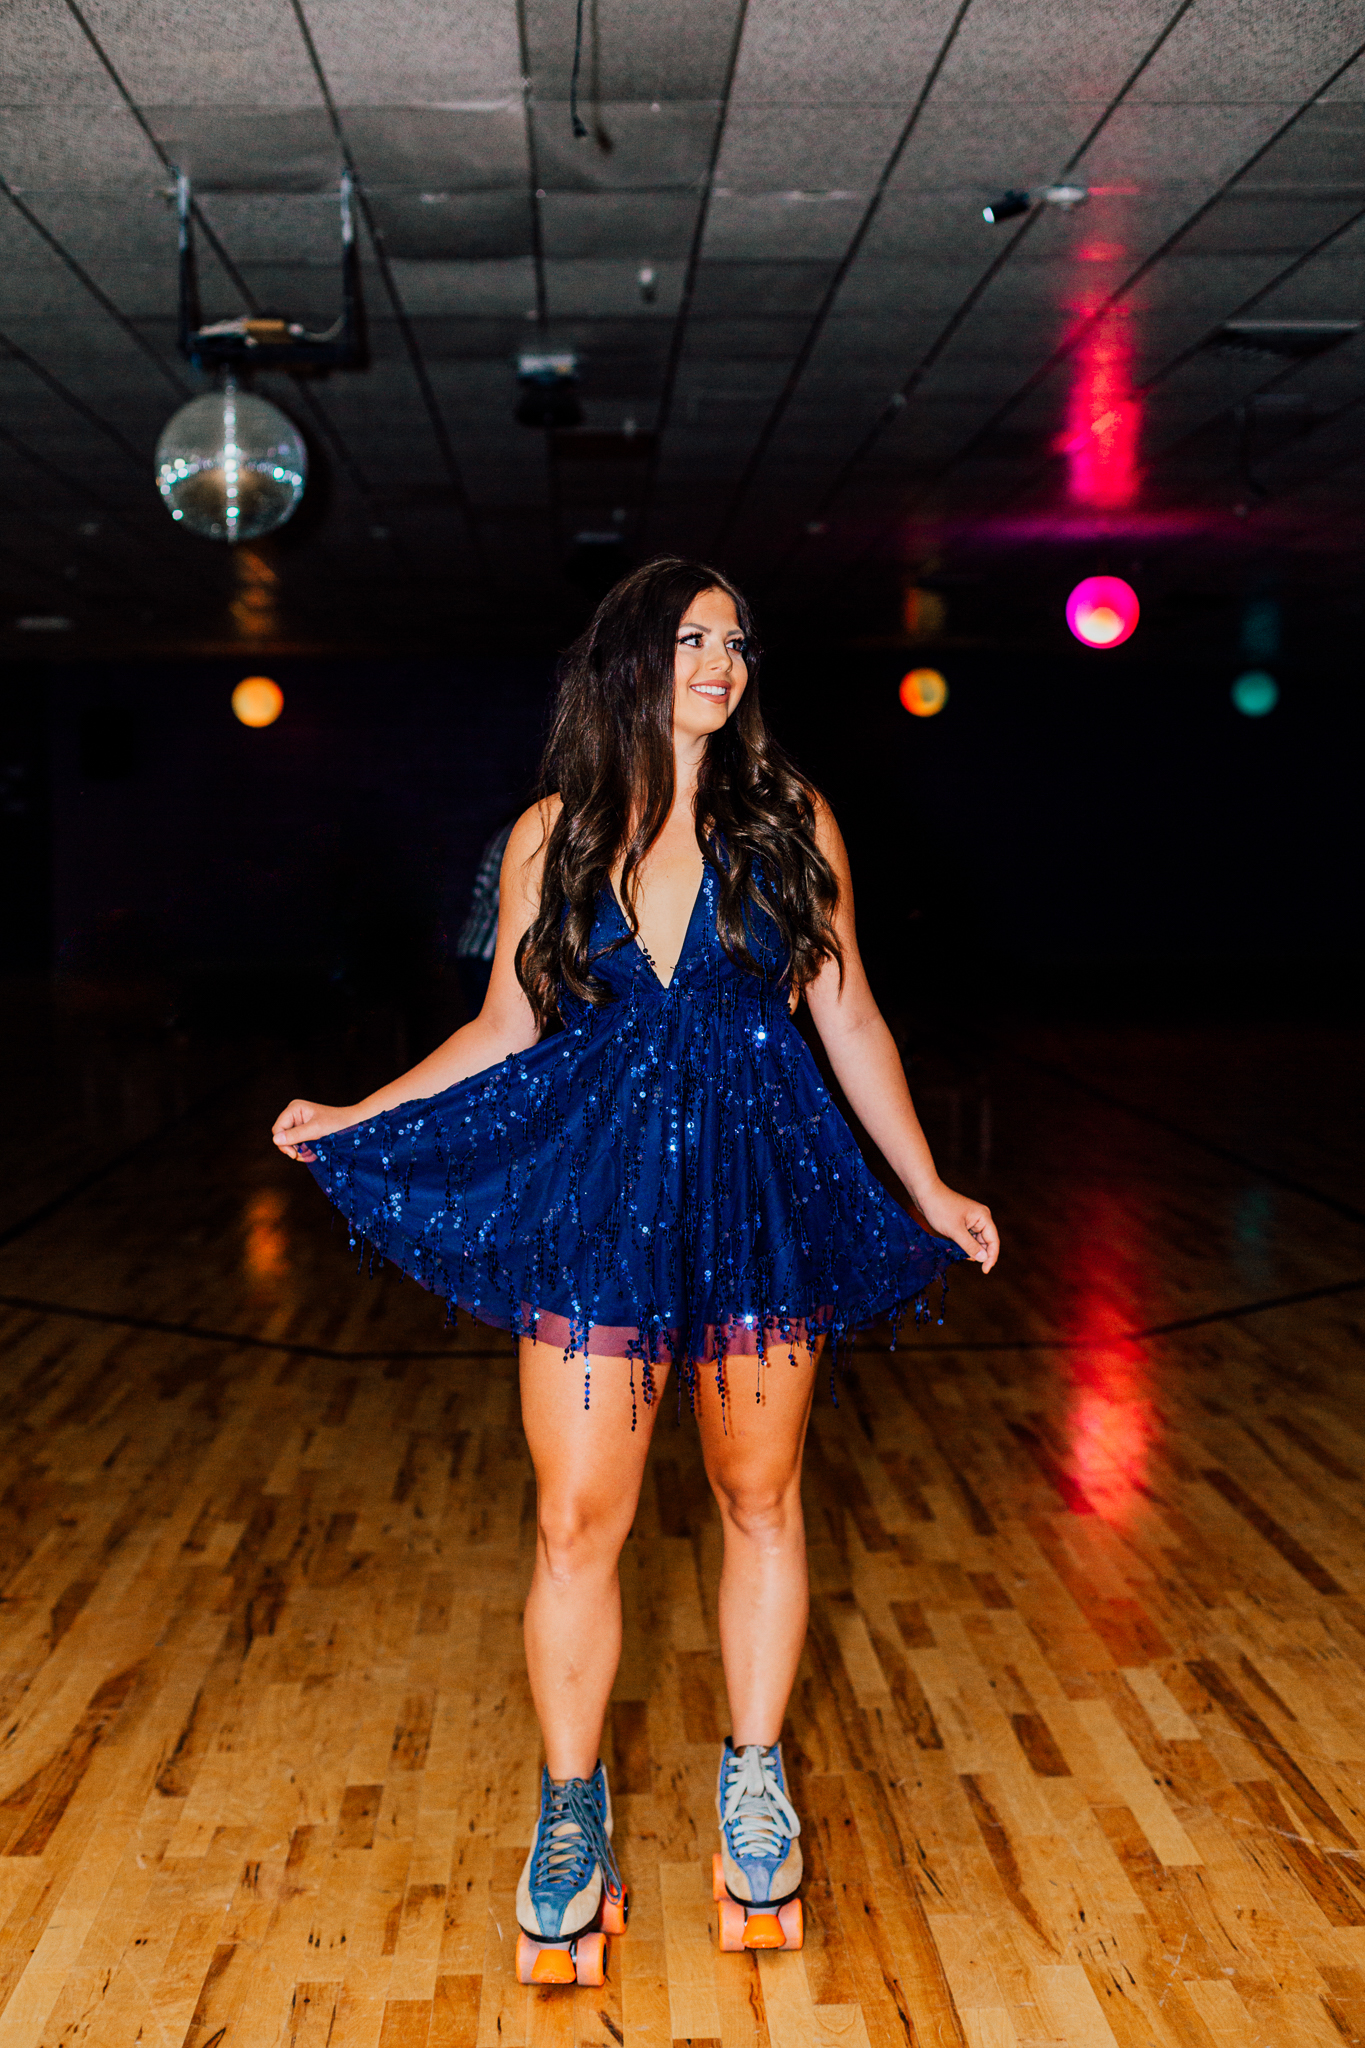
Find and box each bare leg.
[520,1339,670,1780]
[694,1346,819,1746]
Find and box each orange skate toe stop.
[712,1852,728,1903]
[521,1938,575,1985]
[742,1912,785,1948]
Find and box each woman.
[273,558,998,1977]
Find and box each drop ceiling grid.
[76,0,323,106]
[3,0,1365,630]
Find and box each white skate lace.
[721,1744,801,1861]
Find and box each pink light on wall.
[1067,574,1139,648]
[1061,309,1138,508]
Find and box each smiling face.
[672,585,749,744]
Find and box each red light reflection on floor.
[1061,1192,1157,1519]
[1061,311,1138,509]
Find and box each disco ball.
[155,384,306,542]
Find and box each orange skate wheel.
[777,1898,804,1949]
[574,1931,607,1986]
[712,1852,728,1903]
[600,1887,629,1936]
[718,1898,748,1951]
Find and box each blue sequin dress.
[307,864,961,1393]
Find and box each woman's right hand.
[272,1099,357,1163]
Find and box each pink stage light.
[1066,575,1139,648]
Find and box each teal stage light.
[1232,671,1278,717]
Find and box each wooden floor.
[3,1014,1365,2048]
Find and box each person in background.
[454,818,514,1018]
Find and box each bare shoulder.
[505,795,561,857]
[502,796,561,901]
[810,789,850,869]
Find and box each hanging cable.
[570,0,588,137]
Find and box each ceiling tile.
[730,0,967,106]
[543,258,684,316]
[303,0,523,100]
[712,106,905,189]
[539,191,699,258]
[0,108,162,187]
[523,0,743,100]
[884,101,1109,196]
[366,190,534,260]
[703,190,866,260]
[384,257,538,314]
[77,0,320,107]
[6,0,127,106]
[196,190,354,262]
[394,314,538,357]
[691,261,837,315]
[930,0,1175,104]
[680,317,809,356]
[1075,103,1297,188]
[143,108,342,192]
[531,102,718,191]
[1177,192,1365,254]
[1128,0,1365,103]
[343,107,528,191]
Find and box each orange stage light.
[899,668,948,717]
[232,675,284,726]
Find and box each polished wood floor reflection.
[2,1022,1365,2048]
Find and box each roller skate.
[514,1761,629,1986]
[712,1738,804,1951]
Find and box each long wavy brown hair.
[516,556,842,1029]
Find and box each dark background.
[4,597,1357,1085]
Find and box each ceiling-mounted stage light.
[232,675,284,727]
[517,351,583,429]
[983,190,1030,224]
[1232,671,1278,717]
[1066,575,1139,649]
[156,380,306,542]
[899,668,948,717]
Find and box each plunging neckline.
[608,864,707,990]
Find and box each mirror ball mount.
[175,170,364,373]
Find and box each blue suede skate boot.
[515,1763,628,1986]
[712,1739,805,1951]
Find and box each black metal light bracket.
[177,171,364,372]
